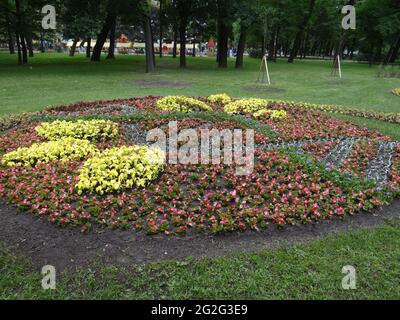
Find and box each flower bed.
[340,140,379,177]
[0,95,399,235]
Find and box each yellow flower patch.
[156,96,212,112]
[207,93,232,105]
[35,119,119,140]
[76,145,165,194]
[224,98,269,114]
[2,137,96,167]
[253,109,287,120]
[392,88,400,97]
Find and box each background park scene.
[0,0,399,301]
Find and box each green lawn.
[1,52,399,116]
[1,52,399,300]
[1,220,399,299]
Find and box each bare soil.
[0,199,399,272]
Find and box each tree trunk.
[192,40,196,57]
[217,15,229,67]
[69,37,79,56]
[144,16,155,73]
[106,16,116,59]
[15,0,26,64]
[15,31,22,65]
[6,15,14,54]
[235,24,246,69]
[20,33,28,64]
[268,28,279,61]
[150,21,156,68]
[159,0,163,58]
[26,35,34,57]
[86,38,91,58]
[288,0,316,63]
[91,11,114,62]
[173,22,178,58]
[40,33,45,53]
[179,17,187,68]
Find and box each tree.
[216,0,232,68]
[91,3,116,62]
[62,0,104,58]
[288,0,316,63]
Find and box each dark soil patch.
[134,80,192,88]
[0,199,399,272]
[241,86,287,93]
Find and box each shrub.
[392,88,400,97]
[156,96,212,112]
[76,145,165,194]
[1,137,96,167]
[35,119,119,140]
[253,109,287,120]
[207,93,232,105]
[224,98,269,114]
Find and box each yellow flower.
[76,145,165,194]
[224,98,269,114]
[156,96,212,112]
[35,119,119,140]
[1,137,97,166]
[207,94,232,105]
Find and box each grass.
[0,52,399,116]
[1,220,400,299]
[0,52,399,300]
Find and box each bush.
[2,137,96,167]
[207,93,232,105]
[35,119,119,140]
[156,96,212,113]
[224,98,269,114]
[76,145,165,194]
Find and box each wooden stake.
[337,55,342,78]
[257,55,271,85]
